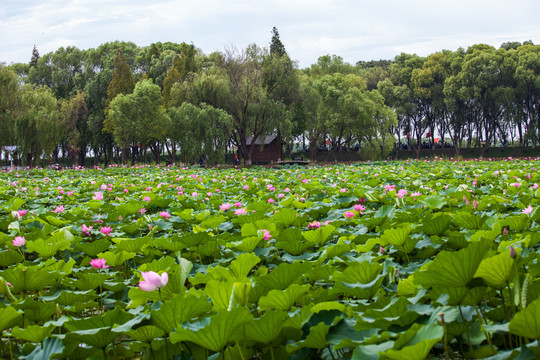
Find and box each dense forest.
[0,28,539,166]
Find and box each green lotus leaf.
[256,261,312,290]
[287,321,332,352]
[200,215,226,229]
[508,298,540,339]
[64,307,135,348]
[26,237,71,258]
[228,236,261,253]
[422,194,447,209]
[245,309,287,344]
[276,241,314,256]
[469,223,502,243]
[12,324,55,342]
[116,200,143,216]
[6,197,26,211]
[414,239,492,289]
[420,214,452,236]
[452,212,487,230]
[45,215,66,226]
[179,232,209,247]
[23,337,65,360]
[14,298,56,323]
[302,225,335,246]
[199,240,219,257]
[41,289,97,306]
[331,261,384,299]
[277,227,302,242]
[475,251,516,289]
[502,214,530,232]
[151,294,212,333]
[380,225,412,246]
[0,249,24,267]
[272,208,299,227]
[170,307,253,352]
[153,236,187,252]
[113,237,152,253]
[127,325,165,342]
[0,306,22,332]
[97,250,135,266]
[74,239,111,257]
[204,279,235,311]
[71,273,111,291]
[258,283,310,311]
[383,323,443,360]
[229,252,260,280]
[1,265,61,294]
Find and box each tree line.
[1,30,539,166]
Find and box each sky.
[1,0,539,69]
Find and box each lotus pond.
[1,160,539,360]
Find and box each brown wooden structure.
[245,135,282,164]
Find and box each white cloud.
[1,0,539,68]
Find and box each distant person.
[234,154,239,165]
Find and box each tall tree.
[108,79,166,164]
[269,27,287,57]
[102,48,135,165]
[29,45,40,68]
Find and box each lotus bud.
[379,246,385,255]
[503,227,508,236]
[509,246,517,259]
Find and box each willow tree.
[173,45,295,165]
[167,102,232,165]
[14,86,61,166]
[0,64,19,152]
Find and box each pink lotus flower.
[278,193,284,199]
[473,200,478,209]
[101,184,107,191]
[344,211,355,219]
[308,221,321,229]
[522,205,533,215]
[234,202,243,208]
[261,229,272,240]
[384,184,395,192]
[219,203,231,211]
[411,192,422,200]
[139,208,147,215]
[354,204,366,213]
[143,196,151,202]
[12,236,25,247]
[100,226,113,236]
[139,271,168,292]
[159,211,171,220]
[18,209,27,217]
[191,192,198,197]
[93,191,103,200]
[243,185,249,190]
[397,189,407,199]
[52,205,64,213]
[268,198,275,204]
[81,224,93,236]
[235,208,247,215]
[90,258,109,269]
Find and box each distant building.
[245,135,282,164]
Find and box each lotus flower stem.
[473,305,494,353]
[458,306,473,353]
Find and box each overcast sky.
[1,0,539,68]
